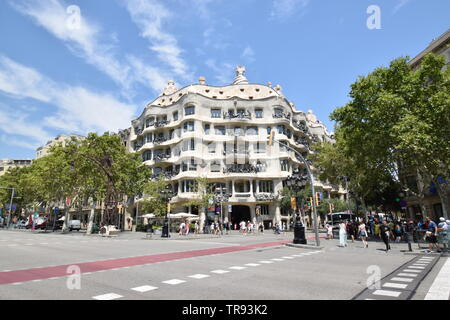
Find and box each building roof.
[409,29,450,68]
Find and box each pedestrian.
[380,220,391,252]
[210,221,215,234]
[185,221,190,236]
[326,223,333,240]
[339,221,347,247]
[394,223,403,243]
[347,221,356,243]
[194,221,199,234]
[358,220,369,248]
[424,217,438,253]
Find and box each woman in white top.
[339,221,347,247]
[358,221,368,248]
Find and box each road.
[0,229,448,300]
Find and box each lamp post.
[269,132,320,246]
[214,185,229,236]
[286,170,308,244]
[161,184,173,238]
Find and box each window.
[255,109,263,118]
[280,160,289,171]
[277,125,285,134]
[189,158,197,171]
[142,150,152,161]
[246,126,258,135]
[169,129,174,139]
[211,109,221,118]
[267,126,272,135]
[183,121,195,132]
[182,138,195,151]
[146,133,153,143]
[235,181,250,193]
[234,127,242,136]
[173,111,178,121]
[182,180,197,192]
[274,108,283,117]
[259,181,274,193]
[255,142,266,154]
[146,117,155,127]
[259,204,269,215]
[208,142,216,153]
[204,124,210,134]
[211,161,221,172]
[215,126,225,135]
[185,105,195,115]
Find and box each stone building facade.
[126,66,346,229]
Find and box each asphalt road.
[0,229,448,300]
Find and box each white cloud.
[0,56,136,144]
[270,0,310,21]
[393,0,412,14]
[10,0,179,96]
[241,45,256,63]
[0,134,40,151]
[123,0,193,81]
[205,59,235,85]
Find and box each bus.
[326,212,355,226]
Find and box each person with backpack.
[380,220,391,252]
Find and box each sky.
[0,0,449,159]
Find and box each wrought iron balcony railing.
[223,112,251,120]
[155,120,170,128]
[255,193,278,201]
[153,136,168,145]
[273,112,291,120]
[223,164,260,174]
[154,154,171,162]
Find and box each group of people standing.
[328,216,450,253]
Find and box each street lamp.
[286,169,308,244]
[161,184,174,238]
[214,185,229,235]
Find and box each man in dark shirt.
[380,220,391,252]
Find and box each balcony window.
[259,181,274,193]
[211,109,221,118]
[182,138,195,151]
[153,167,162,175]
[185,106,195,116]
[182,162,188,172]
[256,161,267,172]
[211,161,221,172]
[267,126,272,135]
[208,142,216,153]
[280,160,289,171]
[142,150,152,161]
[255,109,263,118]
[235,180,250,193]
[277,125,286,134]
[255,142,266,154]
[246,126,258,135]
[173,111,179,121]
[145,117,155,128]
[234,127,243,136]
[182,180,198,192]
[204,124,210,135]
[274,108,284,117]
[259,204,269,215]
[145,133,153,143]
[169,129,174,140]
[183,121,195,132]
[189,159,197,171]
[215,126,225,135]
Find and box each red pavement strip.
[0,239,308,285]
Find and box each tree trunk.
[434,178,449,219]
[360,197,368,222]
[416,169,429,217]
[86,197,96,235]
[199,206,206,234]
[62,202,69,233]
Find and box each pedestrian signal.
[290,197,297,210]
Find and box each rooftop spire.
[232,65,248,85]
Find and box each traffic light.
[290,197,297,210]
[307,197,312,206]
[268,130,275,146]
[315,192,321,206]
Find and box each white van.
[68,220,81,231]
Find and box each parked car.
[16,220,29,229]
[68,220,81,231]
[34,217,48,230]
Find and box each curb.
[285,243,324,250]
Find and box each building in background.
[126,66,347,229]
[0,159,32,176]
[36,134,84,159]
[402,29,450,220]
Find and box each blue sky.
[0,0,449,159]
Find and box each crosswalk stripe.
[93,293,123,300]
[424,257,450,300]
[131,285,158,292]
[244,263,261,267]
[229,266,247,270]
[397,273,417,277]
[409,266,425,269]
[403,269,421,273]
[271,258,284,261]
[391,277,413,283]
[188,274,210,279]
[162,279,186,285]
[383,282,408,289]
[259,261,274,264]
[372,290,401,297]
[211,269,229,274]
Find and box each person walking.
[425,217,438,253]
[339,221,347,247]
[394,223,403,243]
[194,221,199,234]
[380,220,391,252]
[347,221,356,243]
[326,223,333,240]
[358,221,369,248]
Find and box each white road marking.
[229,266,247,270]
[32,279,42,282]
[188,274,210,279]
[12,282,23,285]
[2,270,11,272]
[391,277,413,283]
[372,290,401,297]
[131,285,158,292]
[259,261,274,264]
[424,258,450,300]
[398,273,418,277]
[93,293,123,300]
[281,257,294,259]
[210,270,230,274]
[408,266,425,269]
[403,269,421,273]
[40,243,48,245]
[244,263,261,267]
[383,282,408,289]
[271,258,284,261]
[162,279,186,285]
